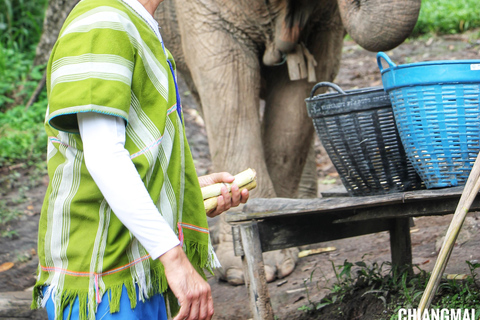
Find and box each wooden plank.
[402,186,465,200]
[335,197,480,223]
[238,222,274,320]
[389,218,413,275]
[227,196,403,222]
[251,215,393,252]
[319,185,348,197]
[0,291,47,319]
[232,225,244,256]
[226,187,470,223]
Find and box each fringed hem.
[31,265,169,320]
[183,239,221,275]
[32,240,215,319]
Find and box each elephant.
[154,0,421,285]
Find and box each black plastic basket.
[305,82,424,196]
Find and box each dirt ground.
[1,30,480,319]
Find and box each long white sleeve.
[77,112,180,260]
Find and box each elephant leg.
[295,139,318,199]
[177,12,275,198]
[175,3,279,285]
[259,74,315,280]
[260,17,345,279]
[262,11,344,198]
[262,72,316,198]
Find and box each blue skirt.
[42,285,168,320]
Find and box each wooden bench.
[225,186,480,320]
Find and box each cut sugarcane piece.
[445,274,468,280]
[201,168,256,200]
[204,198,218,215]
[204,180,257,215]
[298,247,336,258]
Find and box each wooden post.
[238,221,275,320]
[389,218,413,275]
[0,290,47,319]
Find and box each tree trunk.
[33,0,79,66]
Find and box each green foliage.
[412,0,480,37]
[0,0,48,166]
[0,101,48,166]
[0,46,44,111]
[0,200,21,225]
[1,229,18,239]
[0,199,22,239]
[0,0,48,51]
[299,260,480,319]
[429,261,480,313]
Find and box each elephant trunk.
[337,0,421,52]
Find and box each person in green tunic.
[31,0,249,319]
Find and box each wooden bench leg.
[238,221,275,320]
[389,218,413,275]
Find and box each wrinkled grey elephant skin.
[155,0,421,285]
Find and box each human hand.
[160,245,214,320]
[198,172,249,218]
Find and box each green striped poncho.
[32,0,218,318]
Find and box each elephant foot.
[215,240,299,285]
[225,267,244,286]
[275,248,299,279]
[213,214,299,286]
[264,264,277,283]
[223,266,278,285]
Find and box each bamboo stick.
[204,180,257,215]
[201,168,256,200]
[418,152,480,314]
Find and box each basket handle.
[309,82,346,98]
[376,52,397,72]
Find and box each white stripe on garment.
[45,133,82,313]
[44,105,50,125]
[46,139,57,162]
[51,54,134,73]
[128,238,150,302]
[156,117,177,229]
[96,203,112,302]
[50,62,132,89]
[126,95,156,186]
[88,200,109,309]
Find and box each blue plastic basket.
[377,52,480,188]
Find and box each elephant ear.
[337,0,421,52]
